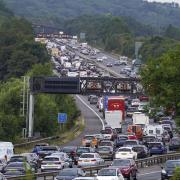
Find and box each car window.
[98,169,116,176]
[118,148,131,152]
[44,157,59,161]
[80,154,94,158]
[112,159,130,166]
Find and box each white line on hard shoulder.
[138,171,161,176]
[76,95,105,129]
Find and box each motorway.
[45,39,164,179]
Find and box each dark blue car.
[115,135,128,147]
[148,142,167,155]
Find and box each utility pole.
[28,92,34,138]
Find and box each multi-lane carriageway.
[49,39,163,180]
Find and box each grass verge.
[15,116,85,154]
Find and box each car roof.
[119,147,133,150]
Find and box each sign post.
[58,113,67,131]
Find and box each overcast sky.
[147,0,180,4]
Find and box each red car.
[111,159,137,180]
[128,134,138,140]
[139,95,149,101]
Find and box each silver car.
[41,155,69,172]
[78,153,104,167]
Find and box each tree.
[141,44,180,116]
[171,167,180,180]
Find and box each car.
[161,160,180,180]
[98,140,114,149]
[93,134,104,143]
[88,95,94,101]
[61,146,77,161]
[75,147,95,165]
[41,155,69,172]
[139,95,149,102]
[96,146,114,160]
[126,107,138,117]
[97,58,103,62]
[73,177,97,180]
[115,147,137,160]
[101,128,114,141]
[169,137,180,151]
[8,155,28,163]
[54,168,86,180]
[32,143,49,154]
[114,61,121,66]
[21,153,39,172]
[131,99,140,107]
[106,63,113,67]
[82,135,98,148]
[90,96,98,105]
[51,152,73,167]
[123,140,139,147]
[1,162,33,174]
[142,135,157,146]
[0,173,6,180]
[115,135,128,147]
[148,142,167,155]
[3,170,25,178]
[0,159,6,172]
[97,167,124,180]
[132,145,149,159]
[38,146,59,159]
[111,159,137,180]
[78,153,104,167]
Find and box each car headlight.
[162,169,166,174]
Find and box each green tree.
[171,167,180,180]
[141,44,180,116]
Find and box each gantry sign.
[30,76,142,96]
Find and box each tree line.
[0,3,79,142]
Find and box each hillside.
[5,0,180,27]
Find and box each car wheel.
[133,173,137,180]
[127,173,132,180]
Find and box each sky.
[146,0,180,4]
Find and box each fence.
[6,152,180,179]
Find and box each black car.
[38,146,59,159]
[169,137,180,151]
[161,160,180,179]
[62,146,77,161]
[54,168,85,180]
[132,145,149,159]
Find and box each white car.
[78,153,104,167]
[73,177,97,180]
[115,147,137,160]
[97,167,124,180]
[41,155,69,172]
[102,56,107,60]
[131,99,140,107]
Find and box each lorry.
[105,110,123,133]
[132,112,149,129]
[104,96,125,120]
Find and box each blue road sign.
[58,113,67,123]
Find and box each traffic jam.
[0,37,179,180]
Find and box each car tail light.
[55,162,61,164]
[91,159,97,162]
[121,168,130,172]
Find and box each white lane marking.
[138,170,161,176]
[76,95,105,129]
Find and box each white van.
[0,142,14,161]
[132,112,149,129]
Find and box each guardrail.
[14,125,80,149]
[6,152,180,179]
